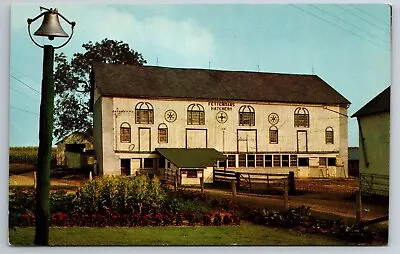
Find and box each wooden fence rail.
[213,169,293,192]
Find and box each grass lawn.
[9,225,350,246]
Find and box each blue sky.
[8,2,391,147]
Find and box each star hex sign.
[268,113,279,125]
[164,110,177,123]
[216,111,228,123]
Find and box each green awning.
[156,148,226,169]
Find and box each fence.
[213,169,293,192]
[359,173,389,196]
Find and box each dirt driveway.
[187,178,389,224]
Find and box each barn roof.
[352,87,390,118]
[92,63,350,105]
[156,148,226,168]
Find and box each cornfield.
[9,146,56,165]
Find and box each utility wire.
[10,106,39,116]
[290,4,389,51]
[10,87,39,101]
[309,4,390,44]
[334,4,390,34]
[351,4,390,27]
[10,74,41,94]
[10,66,41,85]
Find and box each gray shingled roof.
[92,63,350,105]
[156,148,226,168]
[352,87,390,118]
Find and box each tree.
[54,38,147,140]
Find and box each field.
[9,225,348,246]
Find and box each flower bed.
[9,176,240,228]
[12,210,240,228]
[243,206,378,243]
[8,175,381,244]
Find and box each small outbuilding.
[352,87,390,196]
[156,148,226,186]
[55,130,94,168]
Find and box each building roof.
[92,63,350,105]
[352,87,390,118]
[348,147,359,161]
[55,130,93,145]
[156,148,226,168]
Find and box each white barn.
[352,87,390,196]
[91,63,350,185]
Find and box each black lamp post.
[27,7,75,246]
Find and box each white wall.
[112,97,345,153]
[94,95,348,177]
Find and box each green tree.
[54,38,146,140]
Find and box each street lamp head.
[27,7,76,49]
[33,8,68,40]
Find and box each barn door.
[131,158,141,176]
[297,130,308,152]
[186,129,207,148]
[237,130,257,153]
[139,128,151,151]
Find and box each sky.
[6,2,392,147]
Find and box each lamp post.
[27,7,75,246]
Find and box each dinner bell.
[34,9,69,40]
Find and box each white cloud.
[12,5,215,67]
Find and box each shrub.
[213,212,222,226]
[175,212,184,226]
[202,213,212,226]
[50,190,75,214]
[188,213,196,226]
[231,214,241,225]
[223,213,232,225]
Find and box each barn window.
[273,155,281,167]
[135,102,154,124]
[143,158,154,168]
[218,160,226,168]
[158,123,168,143]
[187,103,205,125]
[187,170,198,178]
[120,122,131,143]
[282,155,289,167]
[319,157,327,166]
[294,107,309,127]
[325,127,334,144]
[328,157,336,166]
[247,154,255,167]
[227,155,236,167]
[159,158,166,168]
[256,155,264,167]
[298,158,309,166]
[290,155,298,167]
[238,154,246,167]
[269,126,278,144]
[239,105,255,126]
[265,155,272,167]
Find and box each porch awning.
[156,148,226,169]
